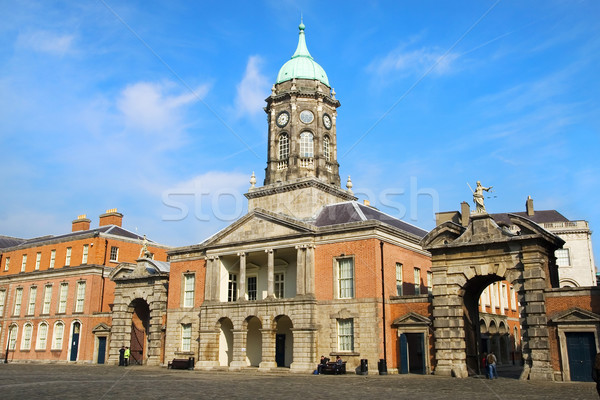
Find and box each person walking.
[118,346,125,366]
[124,346,131,366]
[487,352,498,379]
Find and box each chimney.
[363,199,370,207]
[99,208,123,227]
[72,214,91,232]
[526,196,534,216]
[460,201,470,227]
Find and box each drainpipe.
[4,327,11,364]
[379,241,388,375]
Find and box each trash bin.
[358,359,368,375]
[188,356,195,370]
[377,359,388,375]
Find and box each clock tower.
[245,22,355,219]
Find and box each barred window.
[338,258,354,299]
[337,319,354,352]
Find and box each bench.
[168,357,194,370]
[320,361,346,375]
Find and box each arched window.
[52,321,64,350]
[300,132,314,158]
[323,136,331,161]
[8,324,18,350]
[37,322,48,350]
[279,133,289,160]
[21,323,32,350]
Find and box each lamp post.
[4,327,11,364]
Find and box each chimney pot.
[99,208,123,227]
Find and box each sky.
[0,1,598,267]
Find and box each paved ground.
[0,364,598,400]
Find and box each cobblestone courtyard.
[0,364,597,400]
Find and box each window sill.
[329,351,360,357]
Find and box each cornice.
[245,178,355,201]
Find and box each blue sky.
[1,1,598,266]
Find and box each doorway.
[399,333,426,374]
[566,332,596,382]
[130,299,150,365]
[70,322,81,361]
[97,337,107,364]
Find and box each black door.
[70,322,80,361]
[275,334,286,367]
[97,337,106,364]
[399,333,408,374]
[566,332,596,381]
[406,333,426,374]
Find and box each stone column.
[238,252,246,301]
[296,246,306,296]
[305,245,315,295]
[259,328,277,370]
[147,285,168,366]
[229,329,248,370]
[266,249,274,298]
[107,295,131,365]
[211,256,220,301]
[195,328,220,369]
[204,257,214,301]
[289,328,317,372]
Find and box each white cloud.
[368,44,458,79]
[16,30,75,55]
[117,81,208,134]
[235,56,269,117]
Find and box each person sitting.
[334,355,343,374]
[317,355,329,374]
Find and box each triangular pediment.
[550,307,600,324]
[92,323,111,333]
[201,209,315,247]
[392,312,432,327]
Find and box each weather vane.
[467,181,495,213]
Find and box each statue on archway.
[472,181,493,213]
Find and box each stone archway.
[129,298,150,365]
[246,316,262,366]
[422,213,563,380]
[274,315,293,367]
[218,318,234,367]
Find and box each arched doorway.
[246,316,262,367]
[130,299,150,365]
[219,318,233,366]
[69,321,81,361]
[274,315,293,367]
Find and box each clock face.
[276,111,289,127]
[323,113,332,129]
[300,110,314,124]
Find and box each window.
[484,286,491,307]
[181,324,192,352]
[299,132,314,157]
[247,276,257,301]
[555,249,570,267]
[414,268,421,295]
[75,281,86,313]
[501,283,508,311]
[50,250,56,269]
[227,274,237,302]
[27,286,37,315]
[13,287,23,316]
[65,247,72,266]
[427,271,433,295]
[510,286,517,311]
[337,319,354,352]
[491,283,498,310]
[323,136,330,161]
[21,323,32,350]
[0,289,6,316]
[36,322,48,350]
[279,133,289,160]
[42,285,53,314]
[110,246,119,262]
[8,324,18,350]
[58,283,68,313]
[21,254,27,272]
[183,274,195,308]
[4,256,9,271]
[35,252,41,270]
[337,258,354,299]
[82,244,89,264]
[396,263,403,296]
[52,322,64,350]
[274,273,285,299]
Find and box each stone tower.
[245,22,355,219]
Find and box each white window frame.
[65,247,72,266]
[35,252,41,270]
[396,263,403,296]
[227,273,238,302]
[323,136,330,161]
[58,283,68,313]
[21,254,27,272]
[510,286,517,311]
[181,323,192,352]
[337,257,355,299]
[337,318,354,352]
[4,256,9,271]
[27,286,37,315]
[0,289,6,317]
[274,272,285,299]
[36,322,48,350]
[247,275,257,301]
[42,284,52,314]
[8,324,18,350]
[52,321,64,350]
[299,131,314,157]
[50,250,56,269]
[21,323,33,350]
[555,248,570,267]
[110,246,119,262]
[414,268,421,295]
[501,283,508,311]
[13,287,23,316]
[75,281,86,313]
[183,274,195,308]
[82,244,89,264]
[279,133,289,160]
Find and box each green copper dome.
[276,23,330,87]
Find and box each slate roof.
[490,210,569,226]
[0,235,27,249]
[314,202,428,238]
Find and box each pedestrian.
[124,346,131,366]
[119,346,125,366]
[592,352,600,397]
[481,352,488,378]
[487,352,498,379]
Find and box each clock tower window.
[323,136,331,161]
[279,133,289,160]
[300,132,314,158]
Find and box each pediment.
[202,209,315,247]
[109,259,168,282]
[92,323,111,333]
[421,221,465,249]
[392,312,432,327]
[550,307,600,324]
[109,263,136,280]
